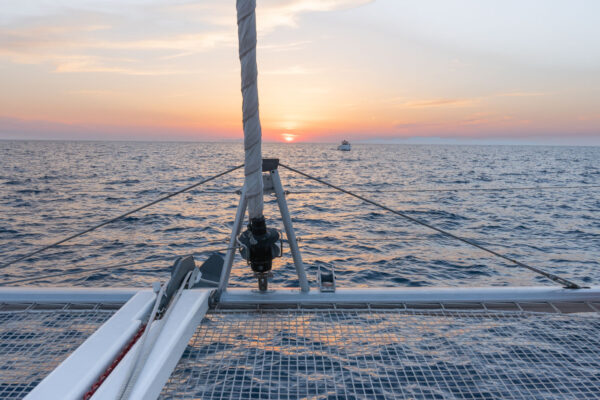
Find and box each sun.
[281,133,297,142]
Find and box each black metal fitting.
[262,158,279,172]
[238,216,280,291]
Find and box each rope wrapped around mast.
[237,0,263,219]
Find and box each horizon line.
[0,138,598,147]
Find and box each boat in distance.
[337,140,351,151]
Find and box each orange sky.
[1,0,599,144]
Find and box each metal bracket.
[216,159,310,298]
[270,168,309,292]
[159,256,196,313]
[318,266,336,292]
[263,173,275,194]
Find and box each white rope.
[237,0,263,219]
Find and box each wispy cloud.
[258,0,373,31]
[194,0,374,32]
[259,40,312,52]
[68,89,123,96]
[0,0,368,75]
[402,98,476,108]
[262,65,319,75]
[300,86,331,94]
[0,24,227,74]
[394,92,548,110]
[54,55,197,75]
[496,91,547,97]
[95,32,234,52]
[394,121,444,130]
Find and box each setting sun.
[0,0,598,145]
[281,133,297,142]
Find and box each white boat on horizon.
[337,140,351,151]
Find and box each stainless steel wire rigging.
[0,165,243,270]
[280,163,583,289]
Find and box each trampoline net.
[161,308,600,400]
[0,303,118,399]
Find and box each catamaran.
[2,1,600,399]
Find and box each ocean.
[1,141,599,289]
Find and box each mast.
[237,0,263,220]
[219,4,311,293]
[235,0,279,292]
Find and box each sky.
[0,0,599,144]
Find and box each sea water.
[1,141,598,289]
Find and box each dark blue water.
[1,141,598,289]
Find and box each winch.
[238,215,280,291]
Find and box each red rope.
[83,323,147,400]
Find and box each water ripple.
[0,141,598,289]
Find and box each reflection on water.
[0,141,598,288]
[160,310,600,399]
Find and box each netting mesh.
[161,308,600,400]
[0,303,117,399]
